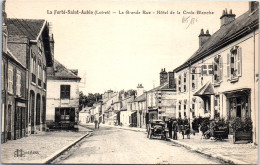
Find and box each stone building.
[1,1,28,142]
[46,59,81,129]
[7,17,54,134]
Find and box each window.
[191,68,197,90]
[227,46,242,81]
[183,73,187,92]
[16,70,21,96]
[178,75,181,92]
[214,55,223,84]
[1,104,4,133]
[2,61,4,90]
[8,66,13,94]
[60,85,70,99]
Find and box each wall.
[46,79,80,122]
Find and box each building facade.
[7,18,54,134]
[46,60,81,129]
[2,4,28,142]
[173,2,259,144]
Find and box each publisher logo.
[14,149,39,157]
[14,149,25,157]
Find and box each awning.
[223,88,250,98]
[194,81,214,96]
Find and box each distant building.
[79,106,91,124]
[46,59,81,129]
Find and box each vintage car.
[147,120,168,140]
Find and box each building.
[46,59,81,129]
[79,106,91,124]
[1,1,28,142]
[173,2,259,144]
[7,17,54,134]
[146,69,177,122]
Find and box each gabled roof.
[7,18,46,41]
[3,48,26,69]
[134,93,146,102]
[146,82,169,93]
[174,9,259,72]
[47,59,81,80]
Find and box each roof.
[48,59,81,80]
[3,49,26,69]
[146,82,170,93]
[120,104,127,111]
[174,9,259,72]
[194,82,214,96]
[134,93,146,102]
[7,18,46,40]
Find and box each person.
[168,119,173,139]
[173,121,178,140]
[94,119,98,129]
[94,118,99,129]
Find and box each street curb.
[169,139,249,164]
[42,132,91,164]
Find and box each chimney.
[168,72,175,89]
[70,69,78,76]
[160,68,168,85]
[199,29,211,47]
[220,8,236,27]
[249,1,259,13]
[136,83,144,97]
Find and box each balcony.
[32,73,36,83]
[38,78,41,87]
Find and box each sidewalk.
[169,132,258,164]
[1,125,91,164]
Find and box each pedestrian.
[94,119,98,129]
[168,119,173,139]
[173,121,178,140]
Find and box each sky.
[5,0,249,94]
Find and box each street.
[54,125,222,164]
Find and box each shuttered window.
[60,85,70,99]
[2,61,4,90]
[228,46,242,80]
[16,70,21,96]
[8,66,13,94]
[214,55,223,84]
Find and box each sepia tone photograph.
[0,0,259,164]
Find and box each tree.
[79,92,102,110]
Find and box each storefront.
[14,99,27,140]
[224,88,251,122]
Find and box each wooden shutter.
[226,53,230,79]
[237,47,242,76]
[195,68,198,89]
[219,56,223,81]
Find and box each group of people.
[166,119,178,140]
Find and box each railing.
[32,73,36,83]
